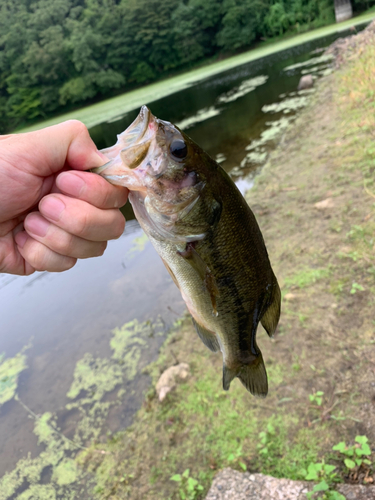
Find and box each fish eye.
[170,139,187,160]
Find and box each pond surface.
[0,25,367,486]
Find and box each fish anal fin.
[192,318,220,352]
[161,258,180,290]
[178,243,220,314]
[261,280,281,338]
[223,364,237,391]
[223,352,268,397]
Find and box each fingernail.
[15,231,28,249]
[57,172,85,197]
[25,214,50,237]
[40,196,66,221]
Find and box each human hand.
[0,120,128,275]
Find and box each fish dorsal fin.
[191,318,220,353]
[260,279,281,338]
[178,243,220,315]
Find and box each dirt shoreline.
[80,22,375,499]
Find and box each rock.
[314,197,334,210]
[298,75,314,91]
[205,469,309,500]
[205,468,375,500]
[284,293,297,302]
[155,363,189,401]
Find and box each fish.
[93,105,281,397]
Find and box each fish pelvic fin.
[222,352,268,398]
[261,279,281,338]
[192,317,220,352]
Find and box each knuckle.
[26,239,76,272]
[28,243,49,271]
[98,241,107,256]
[65,119,88,136]
[112,214,125,239]
[101,187,112,208]
[60,257,77,272]
[73,211,90,238]
[60,234,76,256]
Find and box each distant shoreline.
[17,9,375,135]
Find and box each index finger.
[56,170,128,209]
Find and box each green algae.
[217,75,268,104]
[283,53,334,71]
[52,459,78,486]
[0,348,28,406]
[126,233,149,259]
[262,96,309,114]
[0,318,166,500]
[67,354,123,401]
[0,411,79,500]
[176,106,221,130]
[17,485,57,500]
[241,116,294,169]
[110,319,149,376]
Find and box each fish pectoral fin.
[161,258,180,290]
[192,318,220,352]
[223,352,268,398]
[208,198,222,227]
[178,243,220,314]
[260,279,281,338]
[178,243,206,280]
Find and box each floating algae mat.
[0,318,166,500]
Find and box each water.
[0,25,366,482]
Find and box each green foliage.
[1,0,372,131]
[350,282,365,294]
[284,267,331,289]
[302,461,345,500]
[309,390,324,406]
[332,435,372,471]
[303,436,373,499]
[170,469,204,500]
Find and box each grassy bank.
[78,22,375,500]
[18,10,375,135]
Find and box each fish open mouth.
[92,105,154,184]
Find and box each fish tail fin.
[261,279,281,338]
[222,352,268,397]
[237,351,268,398]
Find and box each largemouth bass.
[94,106,281,397]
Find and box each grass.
[77,324,326,499]
[17,10,375,134]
